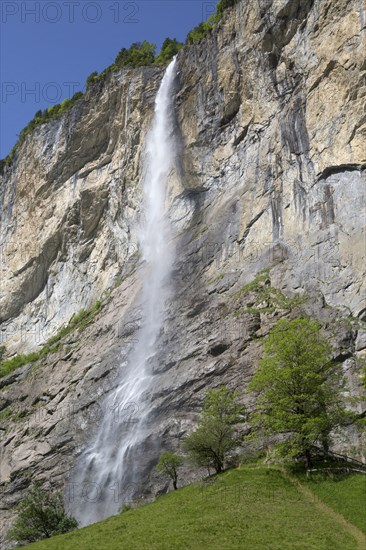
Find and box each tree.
[183,387,245,474]
[156,452,183,490]
[86,71,99,88]
[185,0,240,44]
[155,38,183,65]
[247,318,351,469]
[114,41,156,68]
[216,0,240,21]
[7,482,78,544]
[186,21,214,45]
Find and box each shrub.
[216,0,240,20]
[155,38,183,65]
[156,452,183,490]
[183,387,245,474]
[7,482,78,544]
[186,21,214,45]
[114,41,156,68]
[86,71,99,88]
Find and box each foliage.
[183,386,245,473]
[7,482,78,544]
[183,418,238,474]
[0,345,6,362]
[22,466,360,550]
[233,269,306,316]
[203,386,245,424]
[86,71,99,88]
[186,21,214,45]
[156,452,183,490]
[247,318,352,468]
[115,41,156,68]
[216,0,241,21]
[0,301,102,379]
[0,91,84,173]
[0,0,242,172]
[155,38,183,65]
[185,0,240,44]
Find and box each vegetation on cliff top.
[0,0,239,173]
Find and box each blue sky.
[0,1,216,158]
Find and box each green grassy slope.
[306,473,366,534]
[23,466,364,550]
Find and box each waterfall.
[71,58,178,526]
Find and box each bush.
[156,452,183,490]
[183,387,245,474]
[216,0,240,20]
[115,41,156,68]
[155,38,183,65]
[186,21,214,45]
[185,0,239,44]
[86,71,99,88]
[7,482,78,544]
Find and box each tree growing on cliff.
[186,21,214,44]
[156,452,183,490]
[247,318,351,468]
[114,41,156,68]
[155,38,183,65]
[7,482,78,544]
[183,387,245,474]
[86,71,99,88]
[216,0,241,20]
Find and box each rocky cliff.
[0,0,365,543]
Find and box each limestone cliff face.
[0,0,365,543]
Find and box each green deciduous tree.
[247,318,351,468]
[115,41,156,68]
[183,387,245,474]
[156,452,183,490]
[7,482,78,545]
[155,38,183,65]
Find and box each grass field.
[23,465,365,550]
[302,470,366,534]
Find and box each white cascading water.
[72,58,177,526]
